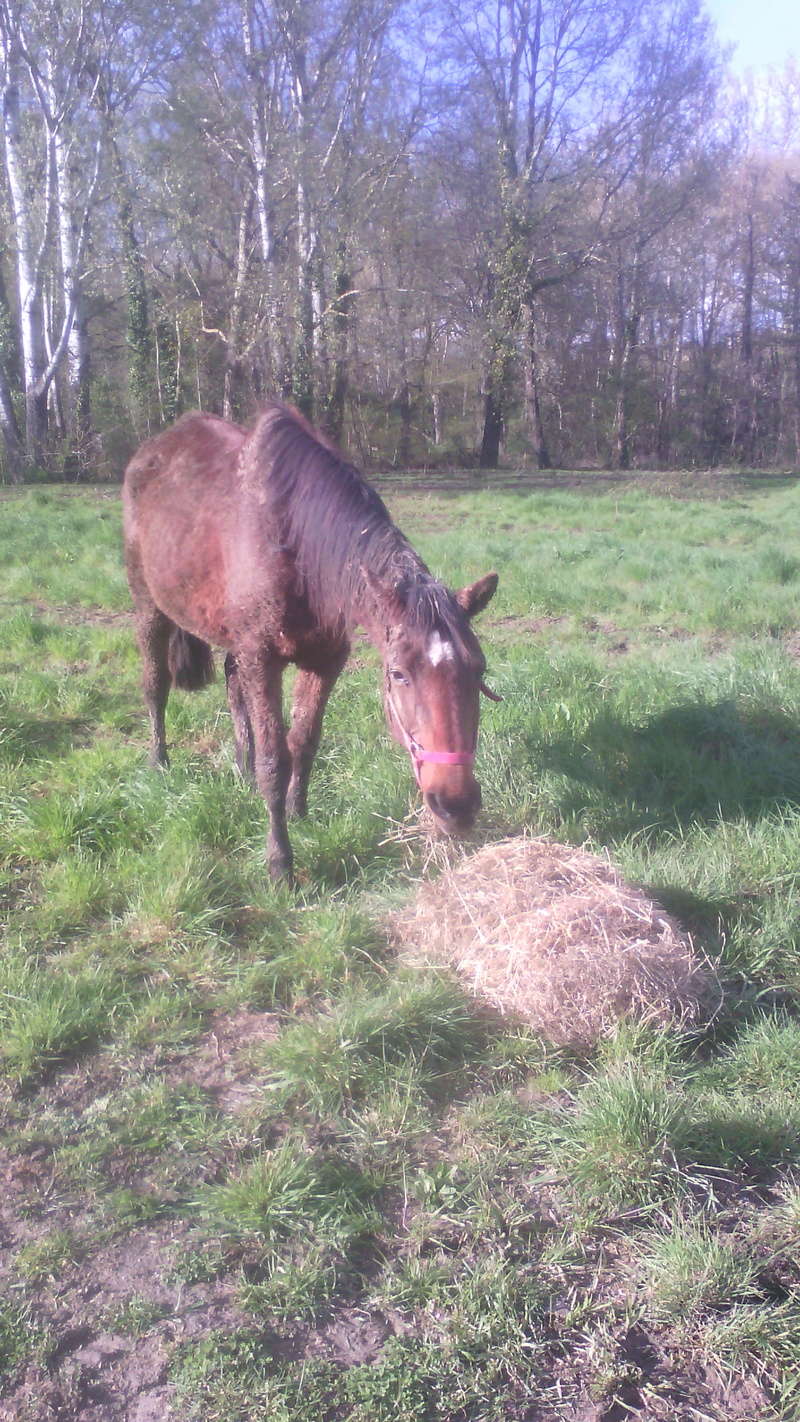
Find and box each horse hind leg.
[134,606,174,768]
[224,653,255,782]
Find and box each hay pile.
[392,836,713,1047]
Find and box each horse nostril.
[425,791,449,822]
[425,787,481,829]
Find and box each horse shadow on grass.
[536,697,800,955]
[539,698,800,838]
[0,711,93,762]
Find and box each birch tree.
[0,0,102,468]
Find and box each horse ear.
[362,567,406,625]
[455,571,498,619]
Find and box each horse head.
[365,569,499,833]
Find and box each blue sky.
[705,0,800,73]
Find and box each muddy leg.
[224,653,255,782]
[286,662,345,819]
[235,653,293,882]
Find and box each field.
[2,468,800,1421]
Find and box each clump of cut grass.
[170,1330,336,1422]
[103,1187,169,1227]
[238,1243,339,1321]
[720,1013,800,1099]
[104,1294,171,1337]
[13,784,134,862]
[245,902,387,1008]
[392,836,714,1047]
[699,1301,800,1415]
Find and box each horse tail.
[167,629,215,691]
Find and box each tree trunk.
[656,318,682,466]
[480,386,504,468]
[52,101,92,468]
[478,191,524,469]
[522,299,551,469]
[223,196,253,421]
[291,49,316,419]
[155,310,180,426]
[242,0,277,392]
[737,207,756,464]
[0,260,21,478]
[432,389,442,446]
[612,249,642,471]
[793,267,800,465]
[325,255,353,444]
[0,362,23,481]
[294,163,317,418]
[104,125,152,437]
[2,46,47,464]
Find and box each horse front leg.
[286,657,346,820]
[235,653,293,882]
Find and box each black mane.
[244,402,466,640]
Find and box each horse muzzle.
[423,779,482,834]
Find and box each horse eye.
[390,669,408,685]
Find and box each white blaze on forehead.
[428,632,455,666]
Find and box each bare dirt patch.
[489,612,571,638]
[0,1220,246,1422]
[164,1008,281,1114]
[0,596,130,628]
[376,466,800,501]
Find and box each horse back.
[123,413,251,646]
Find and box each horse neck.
[350,546,432,649]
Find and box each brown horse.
[123,401,499,880]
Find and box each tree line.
[1,0,799,480]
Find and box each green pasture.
[2,472,800,1419]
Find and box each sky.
[705,0,800,74]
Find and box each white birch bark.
[241,0,277,388]
[0,23,48,456]
[242,1,273,267]
[50,66,91,446]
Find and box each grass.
[2,471,800,1417]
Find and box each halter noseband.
[388,694,475,788]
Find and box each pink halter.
[388,696,475,787]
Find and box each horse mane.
[243,402,467,641]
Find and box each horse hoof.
[268,857,294,885]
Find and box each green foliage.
[14,1228,84,1283]
[640,1218,758,1321]
[0,1298,46,1383]
[263,973,490,1112]
[201,1139,382,1256]
[546,1063,688,1217]
[5,481,800,1418]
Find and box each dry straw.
[391,835,715,1047]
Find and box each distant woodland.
[1,0,800,479]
